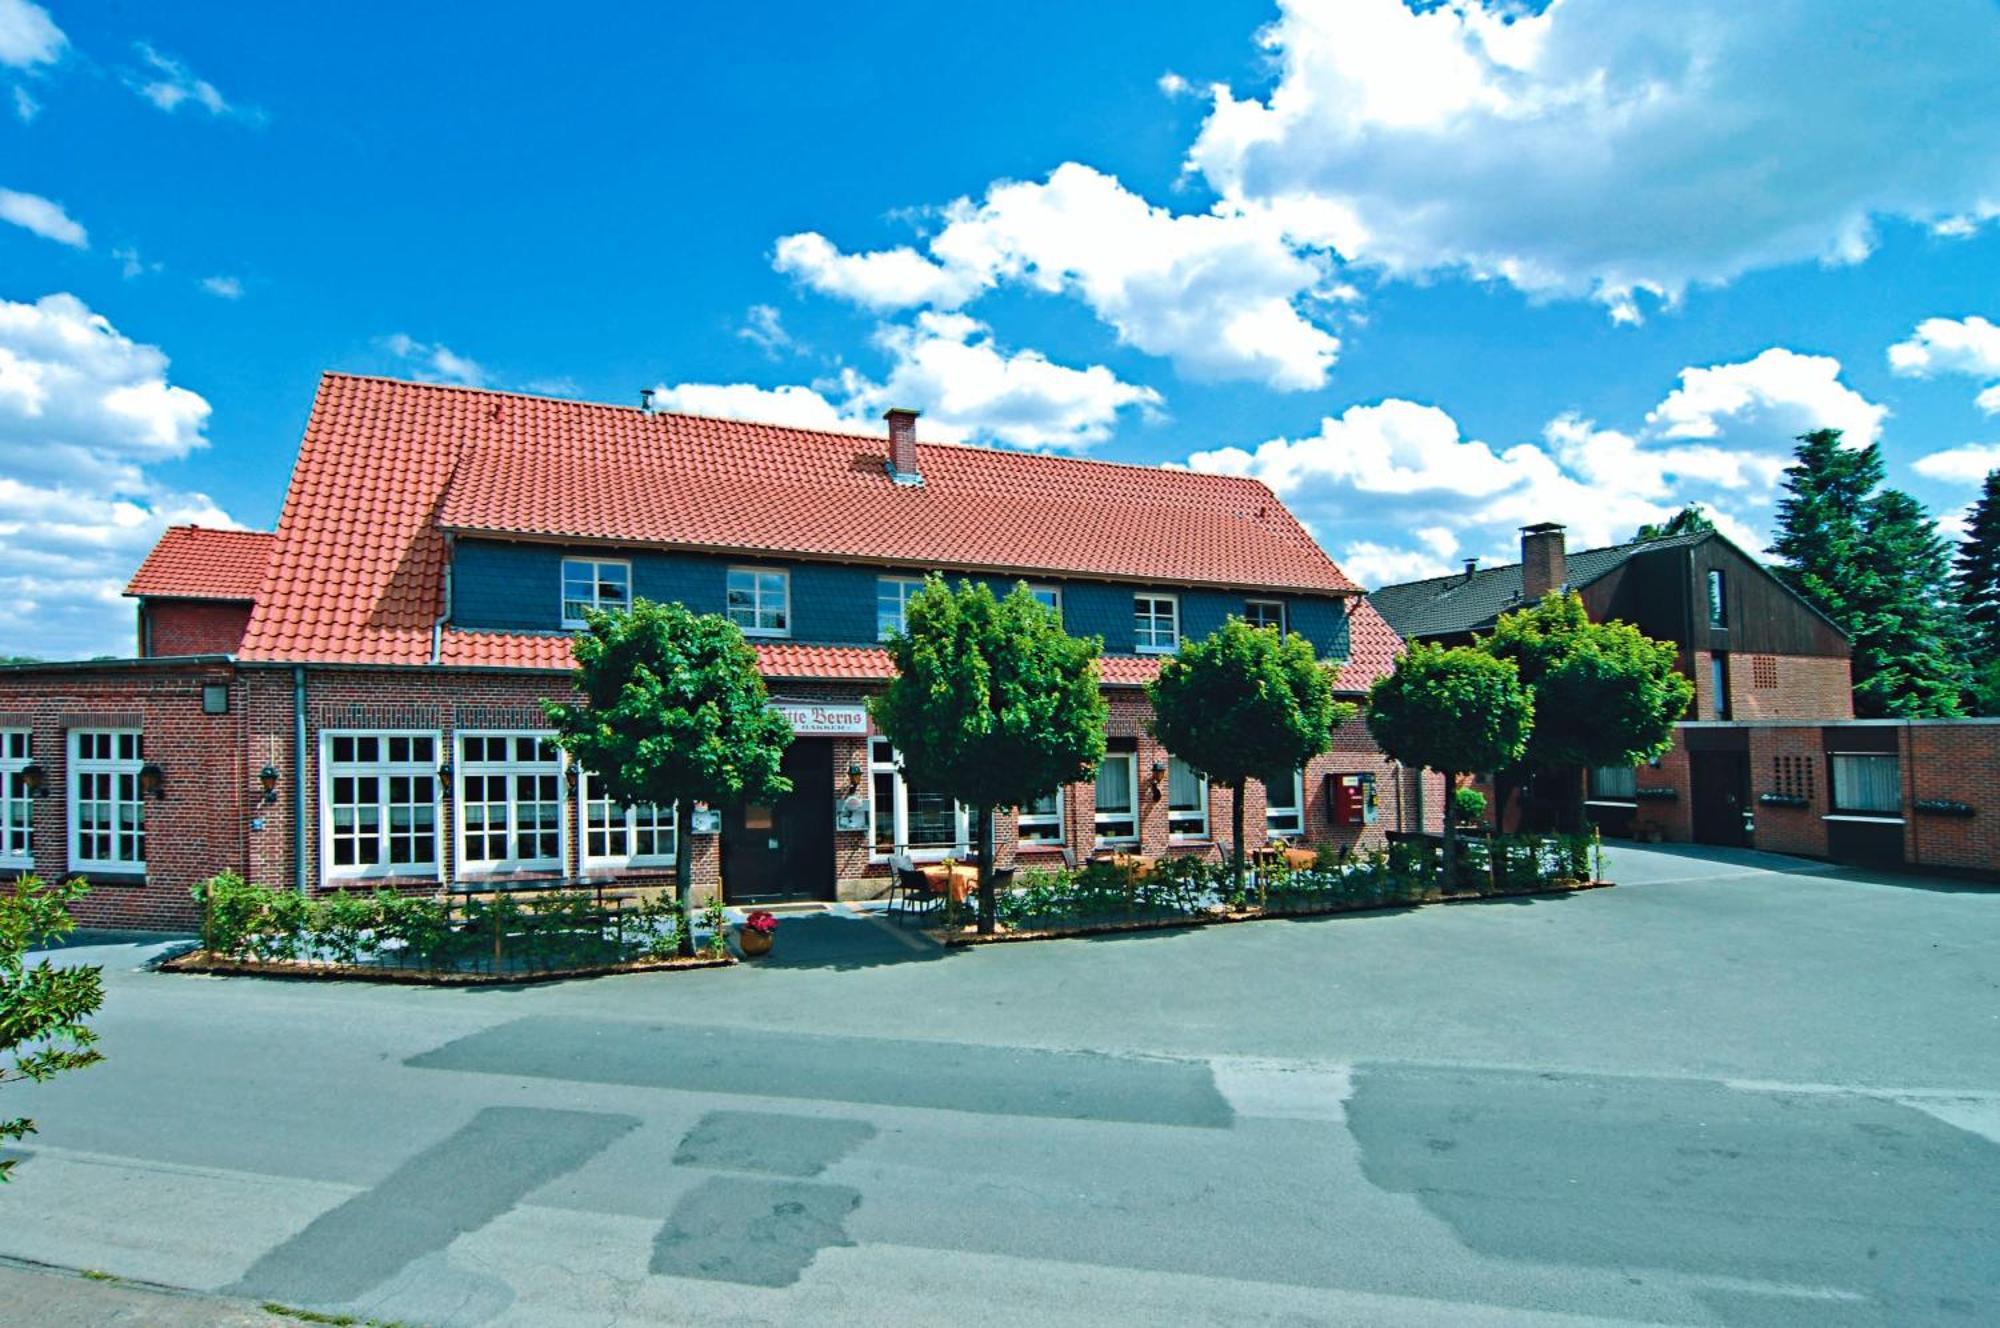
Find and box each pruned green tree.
[1634,504,1716,542]
[1365,645,1533,887]
[1478,591,1694,830]
[871,578,1107,935]
[1146,617,1354,902]
[544,598,794,956]
[1953,469,2000,713]
[2,877,104,1181]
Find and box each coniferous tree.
[1848,490,1967,717]
[1955,470,2000,713]
[1769,428,1880,624]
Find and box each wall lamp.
[259,764,281,805]
[846,761,864,794]
[1149,759,1167,802]
[437,762,453,796]
[19,762,46,798]
[139,762,166,801]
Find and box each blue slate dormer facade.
[449,538,1352,661]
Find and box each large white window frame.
[456,732,565,874]
[0,729,30,869]
[876,576,925,641]
[1094,751,1140,845]
[1243,599,1286,633]
[560,557,632,628]
[1264,769,1305,839]
[1018,788,1064,845]
[68,728,145,874]
[726,566,791,637]
[1134,593,1179,654]
[1167,756,1209,841]
[1026,584,1062,616]
[321,730,442,881]
[1829,752,1902,818]
[578,770,677,869]
[867,737,968,861]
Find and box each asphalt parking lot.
[2,843,1995,1326]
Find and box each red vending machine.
[1326,772,1379,827]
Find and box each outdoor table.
[921,863,980,904]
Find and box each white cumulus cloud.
[379,333,486,387]
[1189,345,1876,586]
[1890,315,2000,413]
[1911,442,2000,484]
[1186,0,2000,320]
[775,163,1341,390]
[0,185,85,247]
[651,312,1159,452]
[126,42,259,121]
[0,293,237,659]
[0,0,63,69]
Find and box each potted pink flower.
[738,909,780,957]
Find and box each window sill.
[1584,799,1638,809]
[68,863,146,877]
[1822,814,1905,825]
[455,866,565,882]
[868,848,968,865]
[579,860,677,874]
[1134,645,1176,656]
[326,868,440,882]
[736,628,791,640]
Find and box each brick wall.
[1691,649,1853,722]
[141,599,253,657]
[0,662,248,930]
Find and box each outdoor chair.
[890,865,942,926]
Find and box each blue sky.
[4,0,1999,657]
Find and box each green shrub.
[1452,787,1487,825]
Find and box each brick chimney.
[1519,522,1567,601]
[884,407,922,485]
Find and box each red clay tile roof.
[125,526,274,602]
[439,598,1403,692]
[244,373,1366,667]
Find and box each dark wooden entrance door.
[721,739,834,903]
[1690,751,1751,847]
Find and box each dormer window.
[1134,593,1179,654]
[561,558,631,628]
[727,567,790,637]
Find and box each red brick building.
[0,374,1434,931]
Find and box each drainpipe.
[293,664,308,894]
[429,531,455,666]
[1904,719,1919,869]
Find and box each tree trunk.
[674,795,696,958]
[1231,780,1247,905]
[976,805,997,936]
[1440,771,1458,891]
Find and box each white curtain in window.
[1832,754,1900,814]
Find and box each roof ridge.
[322,371,1277,496]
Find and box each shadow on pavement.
[748,909,956,972]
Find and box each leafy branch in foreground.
[1,876,105,1180]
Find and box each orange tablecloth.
[921,863,980,904]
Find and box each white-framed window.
[456,732,564,873]
[1244,599,1286,633]
[1707,569,1727,628]
[1018,788,1064,844]
[1094,751,1139,844]
[322,731,440,879]
[1026,584,1062,616]
[0,729,30,868]
[561,557,631,628]
[1264,770,1304,838]
[579,771,676,869]
[1830,752,1901,816]
[1589,765,1638,802]
[727,567,790,637]
[868,737,967,859]
[1168,757,1209,840]
[68,729,145,873]
[1135,593,1179,654]
[876,576,925,640]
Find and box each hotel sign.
[772,701,869,736]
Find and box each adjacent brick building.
[0,374,1433,931]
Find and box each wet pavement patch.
[409,1016,1233,1127]
[1345,1064,2000,1325]
[674,1110,876,1177]
[228,1105,638,1306]
[652,1177,861,1287]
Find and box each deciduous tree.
[2,877,103,1181]
[871,578,1107,935]
[1634,504,1716,542]
[1479,591,1693,829]
[1146,617,1353,902]
[1365,645,1532,886]
[544,599,793,956]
